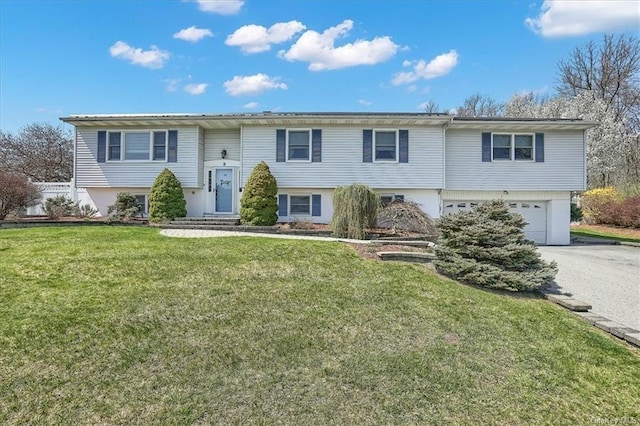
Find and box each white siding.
[445,129,585,191]
[277,188,440,225]
[242,126,443,189]
[197,127,205,187]
[75,126,200,188]
[204,129,241,161]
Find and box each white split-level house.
[60,112,596,245]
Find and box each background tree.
[555,33,640,188]
[0,123,73,182]
[421,100,442,114]
[148,169,187,222]
[240,161,278,226]
[453,93,504,117]
[0,170,41,220]
[434,200,557,292]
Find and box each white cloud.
[526,0,640,37]
[184,83,208,95]
[109,41,170,69]
[226,21,305,54]
[358,99,372,106]
[164,78,181,92]
[243,102,259,109]
[35,107,62,114]
[392,50,458,85]
[223,73,287,96]
[279,19,399,71]
[194,0,243,15]
[173,26,213,42]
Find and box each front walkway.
[160,228,372,244]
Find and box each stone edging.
[542,291,639,348]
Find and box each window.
[106,131,168,161]
[514,135,533,160]
[380,194,404,206]
[492,133,534,161]
[153,132,167,160]
[134,194,148,214]
[374,130,397,161]
[287,130,310,161]
[289,195,311,215]
[108,132,121,161]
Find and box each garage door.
[443,201,547,244]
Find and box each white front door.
[215,168,234,214]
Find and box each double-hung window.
[107,131,168,161]
[374,130,398,161]
[289,195,311,215]
[287,130,311,161]
[492,133,534,161]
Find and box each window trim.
[491,133,535,162]
[106,130,169,162]
[373,129,399,163]
[289,194,311,216]
[286,129,312,162]
[380,193,405,206]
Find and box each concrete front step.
[172,217,240,226]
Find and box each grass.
[1,227,639,424]
[571,224,640,243]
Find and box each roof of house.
[60,112,598,130]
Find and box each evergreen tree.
[434,200,557,292]
[148,169,187,222]
[240,161,278,226]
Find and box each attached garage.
[443,201,548,244]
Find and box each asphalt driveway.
[538,245,640,330]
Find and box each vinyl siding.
[242,126,443,188]
[197,127,205,187]
[445,129,585,191]
[75,126,199,188]
[204,129,241,161]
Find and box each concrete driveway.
[538,245,640,330]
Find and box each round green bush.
[240,161,278,226]
[148,168,187,222]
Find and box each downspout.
[440,120,449,215]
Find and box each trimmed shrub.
[149,169,187,222]
[0,171,40,220]
[434,200,557,292]
[331,183,380,239]
[44,195,78,219]
[240,161,278,226]
[107,192,141,221]
[601,197,640,228]
[377,199,438,240]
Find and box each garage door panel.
[443,201,547,244]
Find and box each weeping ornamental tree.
[434,200,557,292]
[331,184,380,240]
[148,169,187,222]
[240,161,278,226]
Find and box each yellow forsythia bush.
[580,187,622,224]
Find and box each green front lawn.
[571,224,640,243]
[1,227,638,424]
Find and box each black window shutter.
[482,132,491,162]
[168,130,178,162]
[276,129,286,162]
[399,130,409,163]
[97,131,106,163]
[535,133,544,162]
[278,194,288,216]
[311,194,321,217]
[312,129,322,162]
[363,130,373,162]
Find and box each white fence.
[26,181,93,215]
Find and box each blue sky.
[1,0,638,132]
